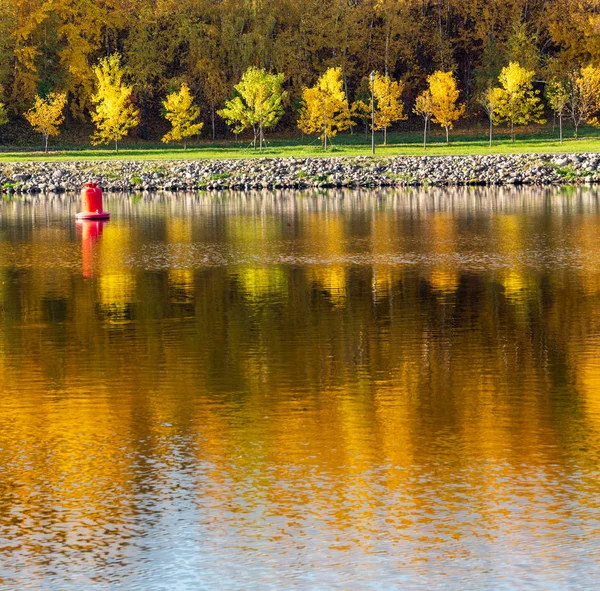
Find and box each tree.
[477,85,503,147]
[545,78,569,144]
[162,83,204,149]
[494,62,545,143]
[428,70,465,144]
[218,67,286,150]
[298,67,353,151]
[24,92,67,152]
[566,65,600,138]
[0,103,8,127]
[90,54,139,152]
[371,72,406,145]
[413,90,434,150]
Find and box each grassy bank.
[1,126,599,162]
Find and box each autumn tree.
[428,71,465,144]
[298,67,353,151]
[413,90,434,150]
[218,67,286,150]
[24,92,67,152]
[370,72,406,144]
[494,62,545,143]
[90,54,139,152]
[477,85,503,147]
[0,103,8,127]
[162,83,203,149]
[566,65,600,138]
[351,77,372,138]
[546,78,569,144]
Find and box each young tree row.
[11,56,600,152]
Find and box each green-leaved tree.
[546,78,569,143]
[218,67,286,150]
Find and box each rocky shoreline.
[0,153,599,194]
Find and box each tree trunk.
[559,114,563,144]
[44,133,48,153]
[489,116,493,148]
[384,26,390,76]
[323,103,327,151]
[384,127,387,145]
[211,100,216,140]
[445,125,449,144]
[423,116,428,150]
[140,99,148,140]
[574,121,579,139]
[259,115,264,151]
[184,141,187,150]
[115,140,118,152]
[511,120,514,143]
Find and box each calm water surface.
[1,187,600,590]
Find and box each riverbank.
[0,153,599,194]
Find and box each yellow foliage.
[24,92,67,152]
[90,54,139,151]
[413,89,434,149]
[477,85,504,145]
[162,83,204,149]
[298,67,352,150]
[575,65,600,128]
[428,70,465,143]
[370,72,406,144]
[493,62,545,141]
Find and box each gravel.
[0,153,598,194]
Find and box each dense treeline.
[0,0,598,140]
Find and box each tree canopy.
[297,67,353,150]
[218,67,287,150]
[90,54,139,151]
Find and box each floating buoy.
[76,182,110,220]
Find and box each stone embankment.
[0,153,599,194]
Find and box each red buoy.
[76,182,110,220]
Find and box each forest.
[0,0,598,142]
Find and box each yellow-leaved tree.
[298,67,352,151]
[371,72,406,144]
[90,54,139,152]
[567,65,600,138]
[428,71,465,144]
[413,89,434,150]
[493,62,545,143]
[24,92,67,152]
[162,83,204,149]
[545,78,569,144]
[218,67,286,150]
[477,85,504,147]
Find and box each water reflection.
[1,187,600,589]
[78,219,106,278]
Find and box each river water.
[1,187,600,590]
